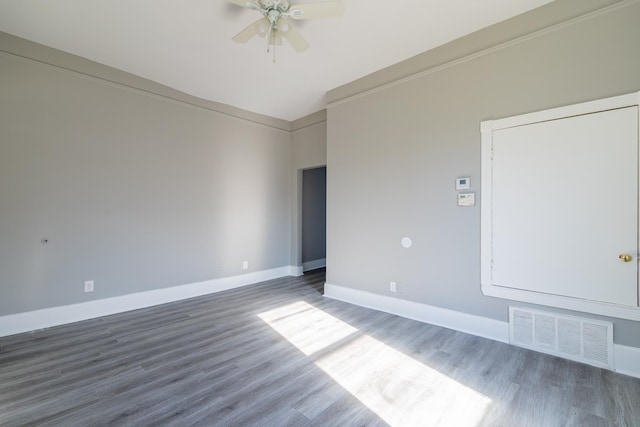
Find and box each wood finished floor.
[1,269,639,427]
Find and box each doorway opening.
[301,166,326,273]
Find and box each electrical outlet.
[390,281,397,292]
[84,280,94,293]
[242,261,249,270]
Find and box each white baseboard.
[324,282,509,343]
[290,265,304,277]
[323,282,640,379]
[302,258,326,272]
[614,344,640,379]
[0,266,296,338]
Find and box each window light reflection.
[258,301,358,356]
[258,301,491,426]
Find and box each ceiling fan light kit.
[229,0,345,62]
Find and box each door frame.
[480,91,640,320]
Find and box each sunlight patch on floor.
[258,301,358,356]
[316,334,491,426]
[258,301,492,426]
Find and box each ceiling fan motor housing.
[232,0,344,54]
[261,0,290,26]
[260,0,290,12]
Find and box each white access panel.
[490,106,638,306]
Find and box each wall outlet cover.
[84,281,94,293]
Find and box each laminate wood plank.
[21,399,100,427]
[601,369,640,424]
[290,372,353,420]
[0,368,63,400]
[125,358,286,424]
[0,384,100,426]
[457,344,523,399]
[564,409,611,427]
[0,348,104,392]
[144,325,334,423]
[0,332,37,350]
[165,365,324,426]
[500,382,573,427]
[214,364,337,425]
[0,354,132,408]
[474,379,521,427]
[1,322,107,361]
[307,391,389,427]
[1,269,639,426]
[566,380,609,419]
[122,365,250,425]
[40,359,210,425]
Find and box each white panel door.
[491,106,638,306]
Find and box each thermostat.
[458,192,475,207]
[456,177,470,190]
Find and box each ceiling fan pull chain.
[266,25,271,53]
[230,0,345,54]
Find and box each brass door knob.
[619,254,633,262]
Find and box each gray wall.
[326,0,640,346]
[302,167,326,264]
[0,38,292,315]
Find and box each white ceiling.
[0,0,553,121]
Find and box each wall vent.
[509,307,613,369]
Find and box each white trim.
[326,0,639,110]
[481,92,640,132]
[480,92,640,321]
[0,266,295,337]
[614,344,640,378]
[480,122,493,289]
[481,285,640,321]
[291,118,327,134]
[323,282,509,343]
[0,50,291,133]
[290,265,304,277]
[324,283,640,378]
[302,258,326,272]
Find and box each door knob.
[619,254,633,262]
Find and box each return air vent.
[509,307,613,369]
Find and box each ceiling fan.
[229,0,345,61]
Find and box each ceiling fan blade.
[278,20,309,52]
[228,0,261,10]
[232,18,269,43]
[287,0,345,20]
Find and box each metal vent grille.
[509,307,613,369]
